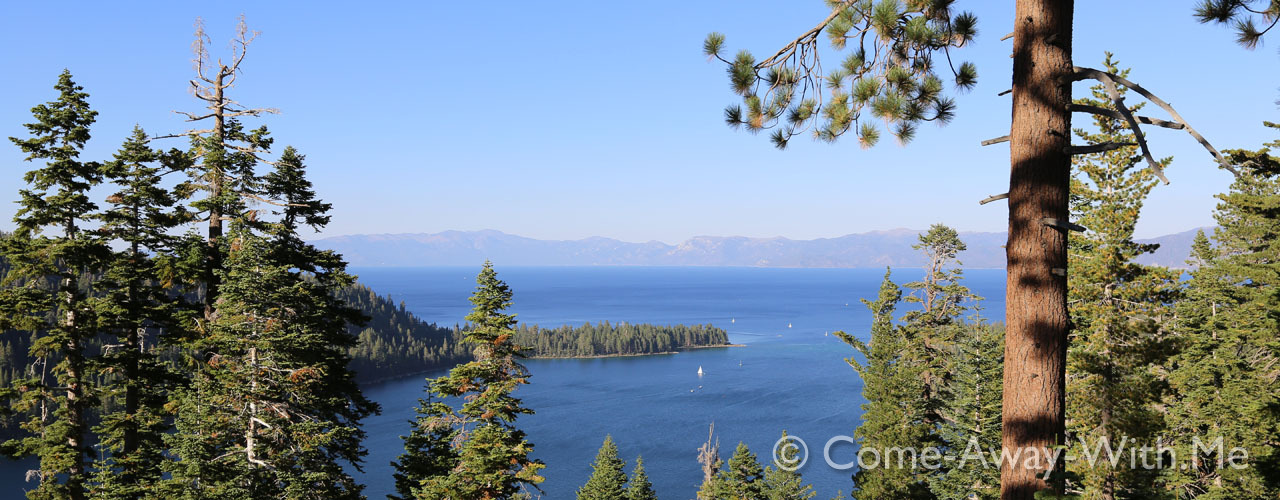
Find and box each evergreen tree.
[577,435,628,500]
[0,70,106,500]
[762,432,817,500]
[167,17,276,318]
[700,442,766,500]
[163,147,375,499]
[930,322,1003,500]
[836,271,934,500]
[90,126,192,499]
[903,224,976,328]
[403,261,545,499]
[625,456,658,500]
[1163,121,1280,498]
[1063,54,1181,499]
[390,394,459,500]
[900,224,980,432]
[704,5,1244,495]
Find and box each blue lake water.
[353,266,1007,499]
[0,266,1007,499]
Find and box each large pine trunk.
[1003,0,1073,497]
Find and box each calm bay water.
[0,266,1007,499]
[353,266,1007,499]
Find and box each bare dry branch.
[1072,66,1238,177]
[981,135,1010,146]
[1066,141,1136,155]
[1068,104,1185,130]
[979,193,1009,205]
[1041,217,1087,232]
[1093,71,1169,183]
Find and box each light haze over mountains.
[315,228,1207,269]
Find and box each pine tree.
[900,224,981,432]
[625,456,658,500]
[404,261,545,499]
[704,5,1242,495]
[163,147,375,499]
[836,271,934,500]
[762,432,817,500]
[90,126,192,499]
[166,16,276,318]
[722,442,766,499]
[577,435,628,500]
[1163,121,1280,498]
[391,394,459,500]
[0,70,106,500]
[931,322,1003,500]
[1063,54,1181,499]
[903,224,977,328]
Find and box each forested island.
[343,282,732,382]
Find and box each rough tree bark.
[1003,0,1073,498]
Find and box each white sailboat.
[697,366,704,376]
[788,322,792,328]
[731,317,735,324]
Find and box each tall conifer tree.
[1164,122,1280,498]
[577,435,628,500]
[836,271,934,500]
[164,146,375,499]
[90,126,192,499]
[625,456,658,500]
[1063,55,1180,499]
[397,261,544,499]
[1,70,105,500]
[762,432,818,500]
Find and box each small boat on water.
[697,366,704,376]
[731,317,735,324]
[788,322,792,328]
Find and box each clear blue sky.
[1,2,1276,243]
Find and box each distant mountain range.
[313,227,1210,269]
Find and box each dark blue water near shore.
[352,266,1006,499]
[0,266,1006,499]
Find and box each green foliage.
[625,456,658,500]
[1163,121,1280,498]
[930,322,1003,500]
[90,126,192,500]
[836,270,935,500]
[398,262,544,499]
[762,432,818,500]
[577,435,628,500]
[1064,54,1182,498]
[705,0,977,148]
[837,226,998,499]
[1,70,107,500]
[164,221,376,499]
[1194,0,1280,49]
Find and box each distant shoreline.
[358,344,745,385]
[530,343,746,360]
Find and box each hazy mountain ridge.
[315,228,1208,269]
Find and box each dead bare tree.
[156,16,278,318]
